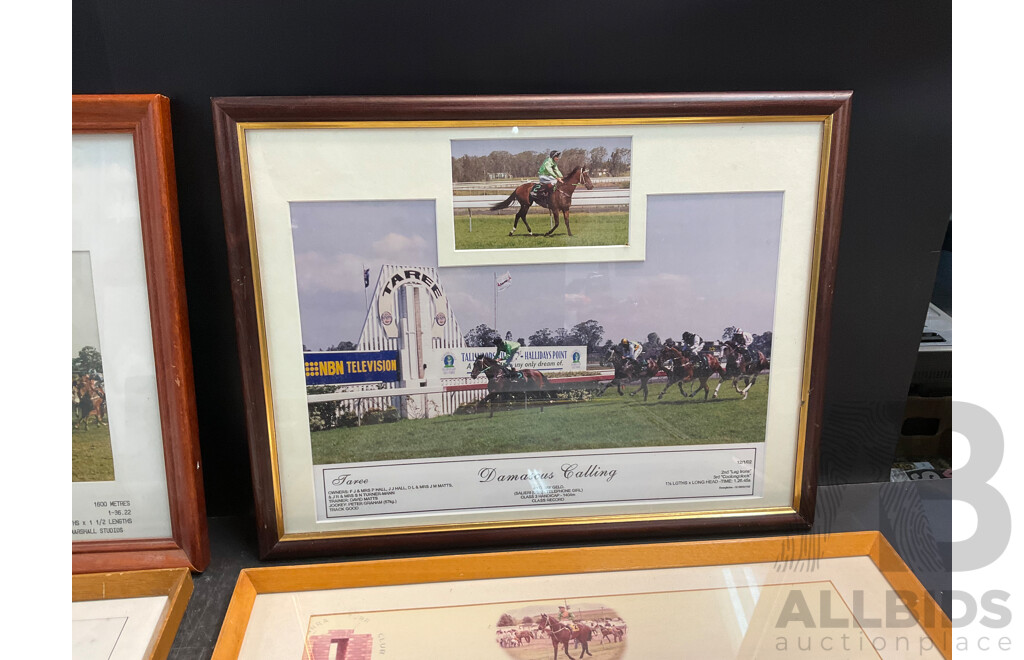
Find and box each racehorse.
[74,375,106,429]
[721,342,770,400]
[515,629,535,645]
[489,165,594,238]
[656,345,729,401]
[598,351,658,401]
[537,613,593,660]
[470,354,551,405]
[599,625,624,643]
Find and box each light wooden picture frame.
[73,567,193,660]
[213,531,950,659]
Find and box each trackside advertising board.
[437,346,587,377]
[304,350,400,386]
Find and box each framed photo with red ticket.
[213,532,950,659]
[213,92,851,558]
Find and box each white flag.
[496,271,512,292]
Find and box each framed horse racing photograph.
[213,533,951,659]
[73,95,209,572]
[212,92,851,558]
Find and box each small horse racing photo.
[496,602,627,660]
[451,137,631,251]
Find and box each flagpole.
[493,271,497,332]
[363,264,368,311]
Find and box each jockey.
[682,331,707,370]
[557,605,579,632]
[534,150,563,202]
[663,337,682,365]
[620,338,643,371]
[732,328,757,367]
[493,336,522,378]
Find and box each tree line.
[452,147,632,183]
[497,613,534,627]
[72,346,104,375]
[310,322,772,360]
[464,321,773,360]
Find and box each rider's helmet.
[665,337,676,347]
[494,337,504,347]
[682,331,693,342]
[550,150,561,158]
[621,338,629,345]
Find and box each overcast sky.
[502,601,621,620]
[72,251,102,355]
[291,193,782,350]
[451,136,632,159]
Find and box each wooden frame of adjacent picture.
[73,567,193,660]
[212,92,851,559]
[72,94,209,572]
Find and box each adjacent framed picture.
[72,95,209,572]
[212,93,851,558]
[213,532,950,659]
[73,567,193,660]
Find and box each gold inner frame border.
[233,114,836,541]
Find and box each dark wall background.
[72,1,950,517]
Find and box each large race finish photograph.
[294,193,779,466]
[212,93,849,558]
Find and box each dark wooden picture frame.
[213,93,851,559]
[73,94,209,572]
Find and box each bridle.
[472,356,500,377]
[556,167,589,198]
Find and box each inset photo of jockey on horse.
[451,137,631,250]
[497,601,627,660]
[72,251,115,482]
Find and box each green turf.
[454,211,629,250]
[311,376,769,465]
[72,421,115,482]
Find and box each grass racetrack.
[72,422,115,481]
[311,376,769,465]
[454,210,629,250]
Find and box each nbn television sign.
[303,351,400,386]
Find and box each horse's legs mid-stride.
[511,203,534,236]
[656,377,677,400]
[552,639,576,660]
[544,209,561,237]
[734,373,758,400]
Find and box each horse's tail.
[489,192,517,211]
